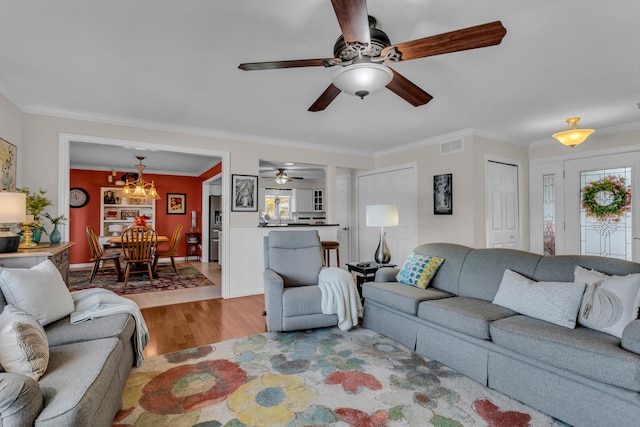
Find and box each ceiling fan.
[265,168,304,184]
[238,0,506,112]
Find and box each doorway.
[58,133,232,298]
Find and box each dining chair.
[120,225,158,287]
[86,225,123,282]
[152,224,183,274]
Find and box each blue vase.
[50,224,61,244]
[32,228,42,244]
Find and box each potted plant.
[44,212,69,244]
[18,187,52,243]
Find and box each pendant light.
[552,117,595,147]
[122,156,161,199]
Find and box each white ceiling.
[2,0,640,160]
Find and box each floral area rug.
[69,263,214,295]
[113,327,566,426]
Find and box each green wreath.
[581,176,631,219]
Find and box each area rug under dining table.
[113,326,565,426]
[68,262,214,295]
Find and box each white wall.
[374,132,529,249]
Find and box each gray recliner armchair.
[263,230,339,332]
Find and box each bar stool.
[321,241,340,267]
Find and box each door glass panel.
[543,174,556,255]
[580,167,632,260]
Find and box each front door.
[565,153,640,261]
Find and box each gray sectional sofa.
[0,290,135,426]
[362,243,640,427]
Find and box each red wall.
[69,168,217,265]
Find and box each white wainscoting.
[227,226,339,298]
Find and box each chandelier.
[121,156,160,199]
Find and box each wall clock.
[70,187,90,208]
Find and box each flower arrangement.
[18,187,52,221]
[134,215,148,226]
[581,175,631,221]
[44,212,69,225]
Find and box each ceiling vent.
[440,139,464,155]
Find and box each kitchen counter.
[258,223,339,227]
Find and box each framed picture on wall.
[232,174,258,211]
[434,173,453,215]
[0,137,17,191]
[167,193,187,214]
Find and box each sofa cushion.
[491,315,640,392]
[622,320,640,354]
[458,248,542,301]
[38,338,123,426]
[418,297,516,340]
[0,260,74,326]
[45,313,135,348]
[575,266,640,338]
[0,305,49,380]
[396,253,444,289]
[364,281,453,316]
[493,269,586,328]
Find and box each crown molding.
[22,105,372,157]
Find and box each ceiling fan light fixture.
[332,63,393,99]
[552,117,595,147]
[275,168,289,185]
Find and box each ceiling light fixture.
[274,168,289,185]
[552,117,595,147]
[332,61,393,99]
[121,156,161,199]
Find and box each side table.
[346,261,396,299]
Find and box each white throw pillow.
[0,260,74,326]
[493,269,586,328]
[0,305,49,380]
[575,266,640,338]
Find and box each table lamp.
[366,204,399,264]
[0,191,27,253]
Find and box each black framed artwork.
[434,173,453,215]
[232,174,258,211]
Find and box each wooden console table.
[0,242,75,285]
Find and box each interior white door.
[336,175,351,267]
[565,152,640,260]
[357,166,417,265]
[486,161,520,248]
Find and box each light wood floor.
[128,260,267,358]
[141,293,267,358]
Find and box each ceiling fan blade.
[386,69,433,107]
[308,84,342,112]
[330,0,370,46]
[238,58,340,71]
[381,21,507,61]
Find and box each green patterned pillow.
[396,253,445,289]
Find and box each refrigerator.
[209,195,221,262]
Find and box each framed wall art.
[167,193,187,214]
[0,137,17,191]
[434,173,453,215]
[232,174,258,212]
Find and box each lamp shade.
[366,204,399,227]
[552,117,595,147]
[0,192,27,223]
[332,63,393,99]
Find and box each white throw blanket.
[318,267,363,331]
[70,288,149,367]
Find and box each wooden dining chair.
[121,226,158,287]
[152,224,183,274]
[86,225,122,282]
